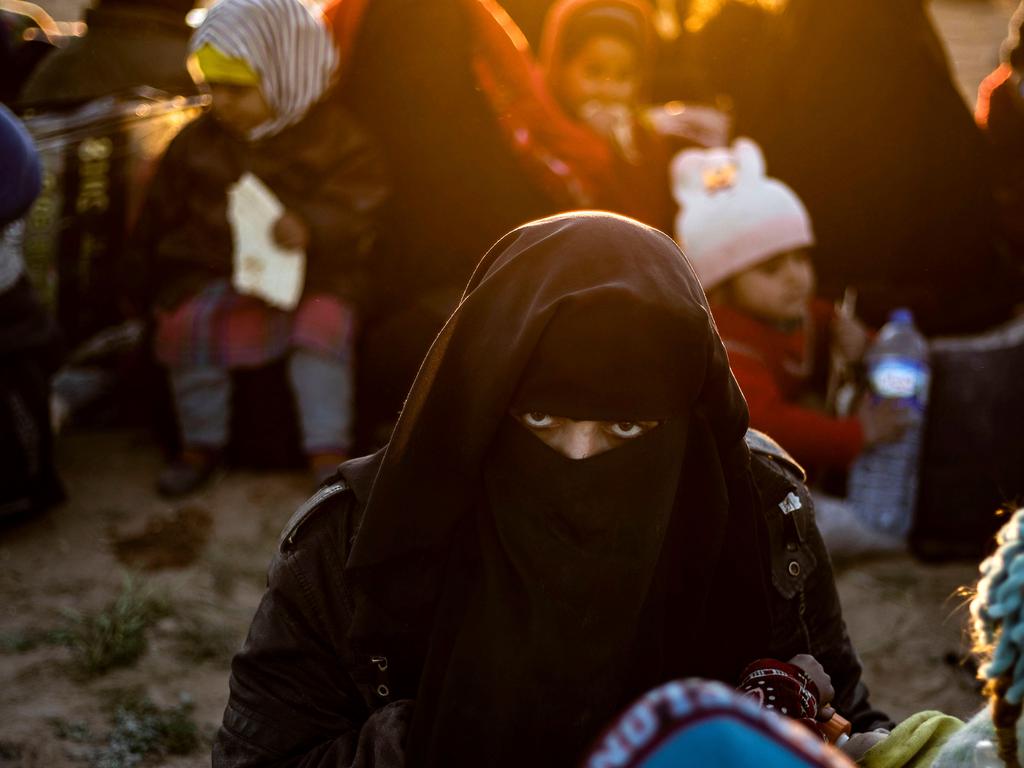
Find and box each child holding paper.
[133,0,387,496]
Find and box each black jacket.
[212,430,889,766]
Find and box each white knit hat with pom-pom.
[671,137,814,290]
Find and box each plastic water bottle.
[847,308,930,538]
[972,739,1002,768]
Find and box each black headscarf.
[342,212,773,766]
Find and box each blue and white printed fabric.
[584,679,855,768]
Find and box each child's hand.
[578,101,639,161]
[839,729,889,761]
[787,654,835,720]
[273,210,310,251]
[647,104,731,148]
[857,397,913,446]
[579,101,632,140]
[831,313,870,363]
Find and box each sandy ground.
[0,430,988,765]
[0,431,309,765]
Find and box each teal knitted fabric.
[973,510,1024,703]
[931,708,1012,768]
[928,509,1024,767]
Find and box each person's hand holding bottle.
[647,102,731,148]
[857,396,913,446]
[831,312,871,365]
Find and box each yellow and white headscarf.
[189,0,339,140]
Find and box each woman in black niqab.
[343,212,774,766]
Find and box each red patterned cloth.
[738,659,821,736]
[155,281,355,369]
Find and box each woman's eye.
[522,412,556,428]
[609,422,646,439]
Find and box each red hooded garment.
[712,299,865,474]
[538,0,677,231]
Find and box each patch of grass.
[206,545,267,599]
[1,629,45,653]
[49,717,96,743]
[206,551,238,599]
[172,616,238,665]
[56,576,171,677]
[89,694,200,768]
[0,631,35,653]
[0,626,70,653]
[0,740,22,760]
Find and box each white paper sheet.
[227,172,305,311]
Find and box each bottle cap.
[889,308,913,325]
[818,712,852,744]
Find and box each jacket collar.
[339,447,387,505]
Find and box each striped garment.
[189,0,339,140]
[155,281,354,370]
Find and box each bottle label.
[869,359,929,407]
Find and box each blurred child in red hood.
[540,0,676,231]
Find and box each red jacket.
[712,300,864,473]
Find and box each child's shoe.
[157,448,222,498]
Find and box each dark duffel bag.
[912,316,1024,561]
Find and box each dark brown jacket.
[212,431,889,766]
[132,94,388,312]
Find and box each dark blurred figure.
[0,6,58,103]
[696,0,1021,336]
[688,2,774,114]
[17,0,196,108]
[498,0,551,44]
[331,0,736,447]
[0,104,64,521]
[328,0,558,446]
[977,2,1024,271]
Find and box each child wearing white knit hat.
[674,138,815,295]
[672,138,910,480]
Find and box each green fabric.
[860,711,965,768]
[190,43,260,86]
